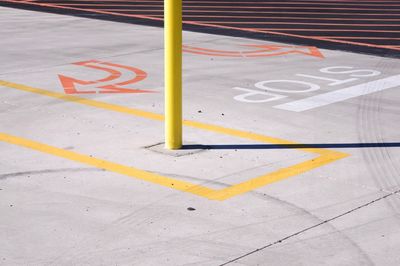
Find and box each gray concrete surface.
[1,6,400,265]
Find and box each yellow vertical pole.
[164,0,182,150]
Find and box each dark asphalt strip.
[1,0,399,58]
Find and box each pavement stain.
[0,168,103,180]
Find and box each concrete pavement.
[1,6,400,265]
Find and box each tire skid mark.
[49,171,373,265]
[357,59,400,215]
[220,188,400,265]
[0,167,103,180]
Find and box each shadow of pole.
[182,142,400,150]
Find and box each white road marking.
[273,74,400,112]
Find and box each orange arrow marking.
[182,44,324,58]
[59,60,153,94]
[97,62,148,94]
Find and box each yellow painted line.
[0,80,164,121]
[0,132,215,197]
[212,149,346,200]
[0,80,349,200]
[0,80,330,153]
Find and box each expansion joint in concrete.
[220,188,400,266]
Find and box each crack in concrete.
[220,188,400,266]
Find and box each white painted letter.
[320,66,381,77]
[232,87,286,103]
[296,74,357,86]
[255,80,320,93]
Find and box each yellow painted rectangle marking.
[0,80,348,200]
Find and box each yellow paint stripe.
[0,80,332,155]
[183,120,334,155]
[0,132,215,197]
[0,80,349,200]
[211,150,347,200]
[0,80,163,121]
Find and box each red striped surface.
[2,0,400,54]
